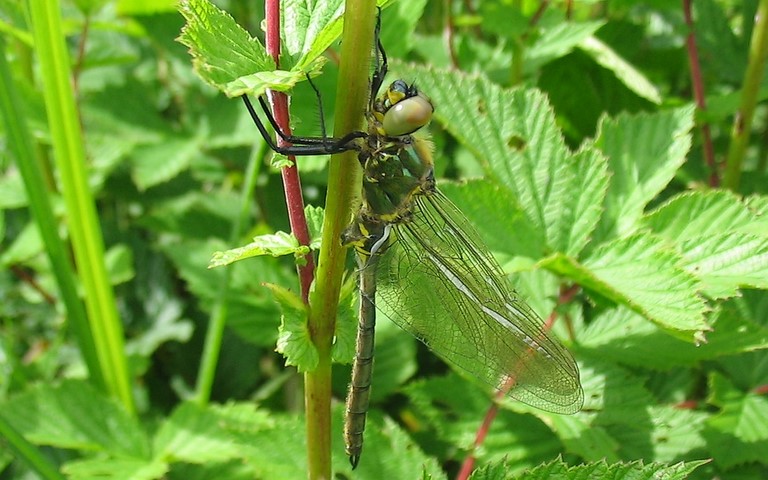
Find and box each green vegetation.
[1,1,767,479]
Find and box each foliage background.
[1,0,768,479]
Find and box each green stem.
[0,414,66,480]
[0,38,103,387]
[194,140,267,406]
[305,1,377,477]
[723,0,768,190]
[28,0,134,414]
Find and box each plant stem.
[265,0,316,304]
[305,1,377,477]
[194,140,267,406]
[0,414,66,480]
[28,0,134,414]
[723,0,768,190]
[683,0,718,186]
[0,37,102,387]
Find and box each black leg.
[305,73,330,141]
[241,95,367,155]
[241,9,388,157]
[369,7,388,108]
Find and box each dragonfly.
[241,14,583,469]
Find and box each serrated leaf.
[208,232,310,268]
[680,233,768,299]
[704,390,768,468]
[580,305,768,369]
[642,191,768,298]
[542,233,709,338]
[592,106,694,241]
[391,64,608,257]
[155,403,309,478]
[178,0,275,95]
[1,380,149,457]
[223,59,326,97]
[267,283,317,372]
[508,458,708,480]
[153,402,265,463]
[643,190,759,240]
[578,36,662,104]
[745,194,768,235]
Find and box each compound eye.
[382,95,433,136]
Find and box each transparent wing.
[375,190,583,414]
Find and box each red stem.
[265,1,316,303]
[683,0,719,187]
[456,284,580,480]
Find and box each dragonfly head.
[377,80,434,137]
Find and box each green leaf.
[1,380,149,457]
[745,194,768,234]
[592,106,695,241]
[330,406,446,479]
[580,305,768,369]
[643,190,762,240]
[154,403,265,463]
[391,64,608,257]
[501,458,708,480]
[642,190,768,298]
[680,233,768,299]
[304,204,324,250]
[404,374,569,467]
[105,243,135,285]
[268,283,317,372]
[155,403,309,478]
[704,373,768,468]
[612,405,708,462]
[332,275,358,364]
[367,316,417,402]
[577,36,662,104]
[281,0,343,70]
[378,0,428,58]
[178,0,390,96]
[130,136,203,190]
[177,0,324,97]
[117,0,177,15]
[62,457,168,480]
[178,0,274,94]
[0,170,28,208]
[208,231,310,268]
[526,21,606,73]
[0,221,43,265]
[440,179,545,262]
[542,233,709,338]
